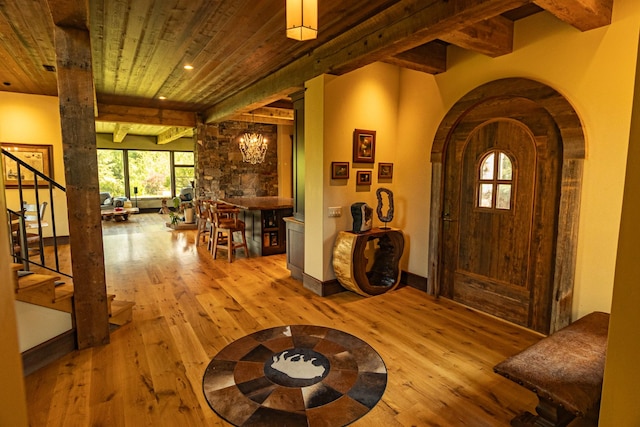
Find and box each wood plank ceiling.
[0,0,613,143]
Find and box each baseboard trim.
[22,329,76,376]
[302,274,344,297]
[402,270,428,292]
[301,270,428,297]
[288,264,304,281]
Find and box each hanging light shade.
[286,0,318,41]
[239,131,268,164]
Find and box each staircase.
[4,148,135,373]
[11,263,135,327]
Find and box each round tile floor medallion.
[202,325,387,426]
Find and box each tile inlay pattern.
[202,325,387,426]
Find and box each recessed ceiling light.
[184,64,194,70]
[159,96,167,100]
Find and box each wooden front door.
[440,103,561,333]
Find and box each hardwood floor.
[24,213,544,426]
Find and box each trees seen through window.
[98,149,194,199]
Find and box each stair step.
[11,264,24,291]
[15,275,72,313]
[109,300,135,326]
[54,283,74,301]
[13,269,134,325]
[16,273,61,293]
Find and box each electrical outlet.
[328,206,342,217]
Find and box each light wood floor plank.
[46,347,92,426]
[24,213,546,426]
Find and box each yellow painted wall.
[277,124,294,198]
[395,72,436,275]
[304,0,640,323]
[599,30,640,426]
[321,63,401,279]
[304,75,327,279]
[0,92,69,236]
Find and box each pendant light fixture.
[286,0,318,41]
[239,117,268,164]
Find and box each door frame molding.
[428,78,585,333]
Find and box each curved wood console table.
[333,227,404,296]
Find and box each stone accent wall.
[195,121,278,199]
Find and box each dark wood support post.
[47,0,110,348]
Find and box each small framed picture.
[378,162,393,179]
[356,170,372,185]
[331,161,349,179]
[353,129,376,163]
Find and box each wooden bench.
[494,311,609,427]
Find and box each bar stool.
[195,200,211,247]
[209,203,249,262]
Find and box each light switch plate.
[328,206,342,217]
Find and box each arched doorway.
[428,78,585,334]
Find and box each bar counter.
[216,196,294,210]
[216,197,294,256]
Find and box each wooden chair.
[9,202,49,263]
[9,210,26,261]
[23,201,48,226]
[12,202,48,259]
[209,203,249,262]
[194,200,211,247]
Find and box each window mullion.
[123,149,130,198]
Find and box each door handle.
[442,213,457,222]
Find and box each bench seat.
[494,311,609,427]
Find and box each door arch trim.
[428,78,585,333]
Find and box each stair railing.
[3,148,71,278]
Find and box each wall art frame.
[378,162,393,179]
[331,161,350,179]
[1,143,53,188]
[356,170,372,185]
[353,129,376,163]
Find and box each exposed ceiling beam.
[205,86,303,124]
[227,113,294,126]
[205,0,532,123]
[249,107,294,121]
[46,0,89,29]
[314,0,531,76]
[96,103,197,127]
[156,127,193,145]
[112,123,131,143]
[533,0,613,31]
[266,100,294,110]
[440,16,514,58]
[384,41,447,74]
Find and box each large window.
[174,151,195,191]
[128,150,171,197]
[98,150,125,196]
[97,149,194,199]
